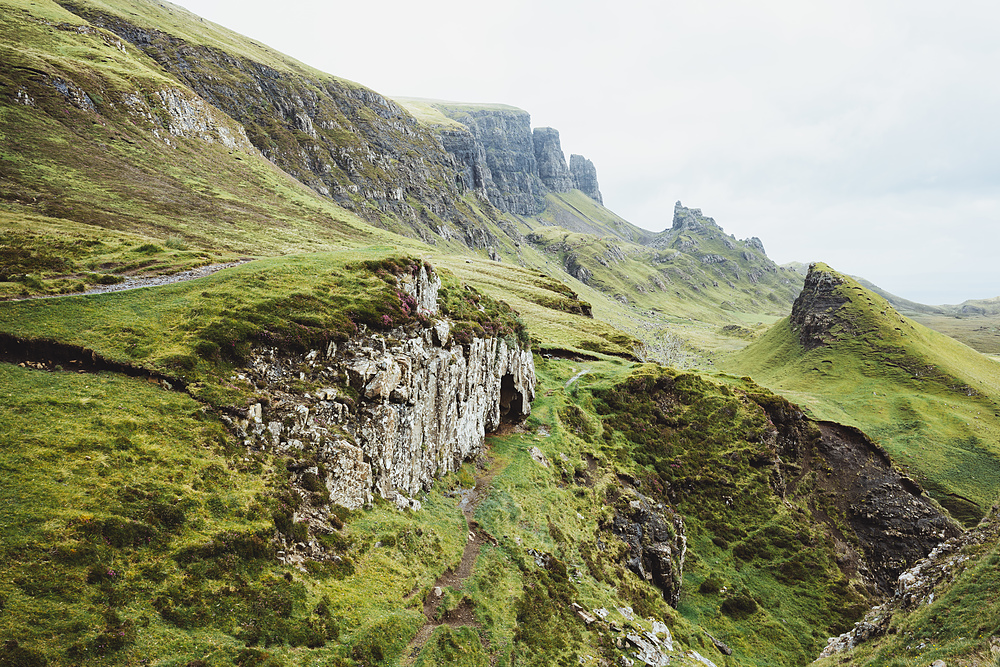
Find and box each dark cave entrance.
[499,373,524,424]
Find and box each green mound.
[725,263,1000,523]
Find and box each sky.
[174,0,1000,304]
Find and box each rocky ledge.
[789,263,850,349]
[221,267,535,562]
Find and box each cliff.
[570,153,604,204]
[789,264,851,349]
[223,265,535,562]
[532,127,575,193]
[52,0,493,241]
[397,100,606,214]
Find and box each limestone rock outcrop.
[570,154,603,204]
[227,267,535,518]
[532,127,574,193]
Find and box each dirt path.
[400,452,504,666]
[565,367,590,389]
[5,260,251,302]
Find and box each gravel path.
[6,260,251,301]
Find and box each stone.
[234,266,536,515]
[532,127,574,192]
[529,446,550,468]
[570,154,603,204]
[612,491,687,607]
[438,106,545,215]
[789,264,851,349]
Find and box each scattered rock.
[529,446,550,468]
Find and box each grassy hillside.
[5,0,997,664]
[0,290,891,666]
[724,264,1000,524]
[814,505,1000,667]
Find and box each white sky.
[175,0,1000,304]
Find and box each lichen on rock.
[227,266,535,522]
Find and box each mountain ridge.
[2,1,999,665]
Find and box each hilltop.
[2,1,998,666]
[724,263,1000,524]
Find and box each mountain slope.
[1,0,987,665]
[815,503,1000,666]
[724,263,1000,524]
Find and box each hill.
[0,0,993,665]
[724,263,1000,524]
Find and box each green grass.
[814,506,1000,667]
[0,251,532,406]
[908,313,1000,355]
[0,359,480,666]
[724,265,1000,523]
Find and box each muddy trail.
[399,450,506,666]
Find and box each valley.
[2,1,1000,666]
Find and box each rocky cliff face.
[789,264,850,349]
[438,106,546,215]
[437,127,492,200]
[55,0,487,239]
[532,127,574,193]
[423,104,604,215]
[611,490,687,607]
[570,154,603,204]
[223,266,535,561]
[760,397,962,593]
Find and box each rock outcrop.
[789,263,850,349]
[422,104,605,216]
[438,106,546,215]
[56,2,487,239]
[437,127,492,199]
[611,491,687,607]
[532,127,574,193]
[819,508,997,658]
[237,330,534,510]
[570,153,603,204]
[759,397,963,593]
[223,267,535,562]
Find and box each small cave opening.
[499,373,524,424]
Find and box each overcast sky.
[176,0,999,304]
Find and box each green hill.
[724,263,1000,524]
[2,0,996,665]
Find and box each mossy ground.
[814,507,1000,667]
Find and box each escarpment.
[570,154,603,204]
[53,1,489,240]
[756,394,962,592]
[225,266,535,525]
[533,127,575,193]
[411,102,605,213]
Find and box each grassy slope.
[3,1,995,664]
[0,334,881,667]
[723,266,1000,523]
[1,0,404,297]
[814,506,1000,667]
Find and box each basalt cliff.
[4,2,1000,666]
